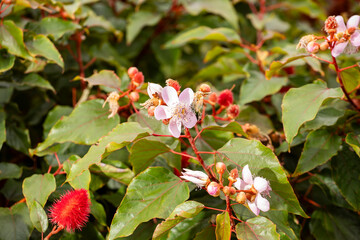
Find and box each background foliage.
[1,0,360,239]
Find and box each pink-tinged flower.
[49,189,91,232]
[180,168,209,187]
[332,15,360,57]
[207,182,220,197]
[147,82,163,98]
[154,86,197,138]
[234,165,271,216]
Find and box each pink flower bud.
[129,91,139,102]
[128,67,138,79]
[199,84,211,93]
[207,182,220,197]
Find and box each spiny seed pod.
[199,84,211,93]
[148,106,156,116]
[320,42,329,51]
[208,92,217,105]
[236,192,246,204]
[132,72,144,87]
[207,182,221,197]
[216,162,226,175]
[227,104,240,119]
[218,90,233,107]
[324,16,337,34]
[166,79,181,92]
[129,91,139,102]
[128,67,138,79]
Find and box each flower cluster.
[208,88,240,119]
[297,15,360,57]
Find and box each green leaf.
[282,81,343,145]
[310,208,360,240]
[26,34,64,68]
[194,225,216,240]
[32,99,119,155]
[215,212,231,240]
[90,162,134,185]
[332,147,360,211]
[43,105,73,137]
[238,105,274,134]
[201,120,247,137]
[130,139,171,175]
[90,198,107,227]
[240,71,287,105]
[182,0,239,30]
[266,54,308,80]
[153,201,204,239]
[21,73,55,92]
[29,17,80,40]
[126,11,162,44]
[63,155,91,190]
[108,167,189,239]
[0,203,32,240]
[22,173,56,207]
[0,162,22,180]
[340,67,360,96]
[345,133,360,157]
[0,20,32,60]
[236,216,280,240]
[84,70,121,90]
[0,53,15,73]
[218,138,307,217]
[6,124,31,155]
[293,128,342,176]
[67,122,150,182]
[0,108,5,150]
[29,201,48,233]
[164,27,241,49]
[262,210,299,240]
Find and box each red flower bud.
[218,90,233,107]
[208,92,217,105]
[199,84,211,93]
[132,72,144,87]
[166,79,181,92]
[227,104,240,119]
[128,67,138,79]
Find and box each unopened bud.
[320,42,329,51]
[148,106,156,116]
[207,182,221,197]
[223,186,236,196]
[226,104,240,119]
[218,90,233,107]
[132,72,144,87]
[236,192,246,204]
[129,91,139,102]
[306,41,319,53]
[162,119,170,125]
[208,92,217,105]
[216,162,226,175]
[230,169,238,180]
[166,79,181,92]
[199,84,211,93]
[128,67,138,79]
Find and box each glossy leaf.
[84,70,121,90]
[0,53,15,73]
[240,71,287,105]
[6,124,31,155]
[0,203,32,240]
[345,133,360,157]
[266,54,308,80]
[22,173,56,207]
[127,11,162,44]
[218,138,307,217]
[262,210,299,240]
[164,27,241,49]
[63,156,91,190]
[32,99,119,155]
[91,198,107,227]
[153,201,204,239]
[238,105,274,134]
[29,17,80,40]
[236,216,280,240]
[29,201,48,233]
[67,122,150,182]
[130,139,171,175]
[293,128,342,176]
[0,162,22,180]
[0,20,32,60]
[22,73,55,92]
[108,167,189,239]
[90,162,134,185]
[340,67,360,95]
[215,212,231,240]
[201,120,247,137]
[282,81,343,144]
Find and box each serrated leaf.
[126,11,162,44]
[0,53,15,73]
[153,201,204,239]
[0,203,32,240]
[22,173,56,207]
[293,128,342,176]
[108,167,189,239]
[266,54,308,80]
[240,71,287,105]
[21,73,55,92]
[345,133,360,157]
[215,212,231,240]
[29,17,80,40]
[182,0,239,30]
[0,108,5,150]
[29,201,48,233]
[84,70,121,90]
[0,20,32,60]
[236,216,280,240]
[282,81,343,145]
[66,122,150,182]
[32,99,119,155]
[218,138,307,217]
[0,162,22,180]
[26,34,64,68]
[164,26,241,49]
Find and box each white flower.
[147,83,163,98]
[154,86,197,138]
[234,165,271,216]
[332,15,360,57]
[103,91,120,118]
[180,169,209,187]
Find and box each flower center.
[172,103,187,120]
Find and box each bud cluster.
[209,89,240,119]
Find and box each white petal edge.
[180,176,206,187]
[178,88,194,105]
[248,201,260,216]
[242,165,253,185]
[234,178,247,190]
[182,111,197,128]
[335,15,347,33]
[254,177,269,193]
[154,106,172,120]
[347,15,360,28]
[256,195,270,212]
[332,42,348,57]
[168,118,181,138]
[350,31,360,46]
[162,86,179,106]
[147,83,163,98]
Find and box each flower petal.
[242,165,253,185]
[169,118,181,138]
[154,106,172,120]
[162,86,179,106]
[182,111,197,128]
[234,178,246,190]
[335,16,347,33]
[247,201,260,216]
[256,195,270,212]
[182,169,208,180]
[347,15,360,28]
[351,31,360,46]
[254,177,269,193]
[180,176,206,187]
[179,88,194,105]
[332,42,348,57]
[147,83,163,98]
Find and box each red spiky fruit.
[218,90,233,107]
